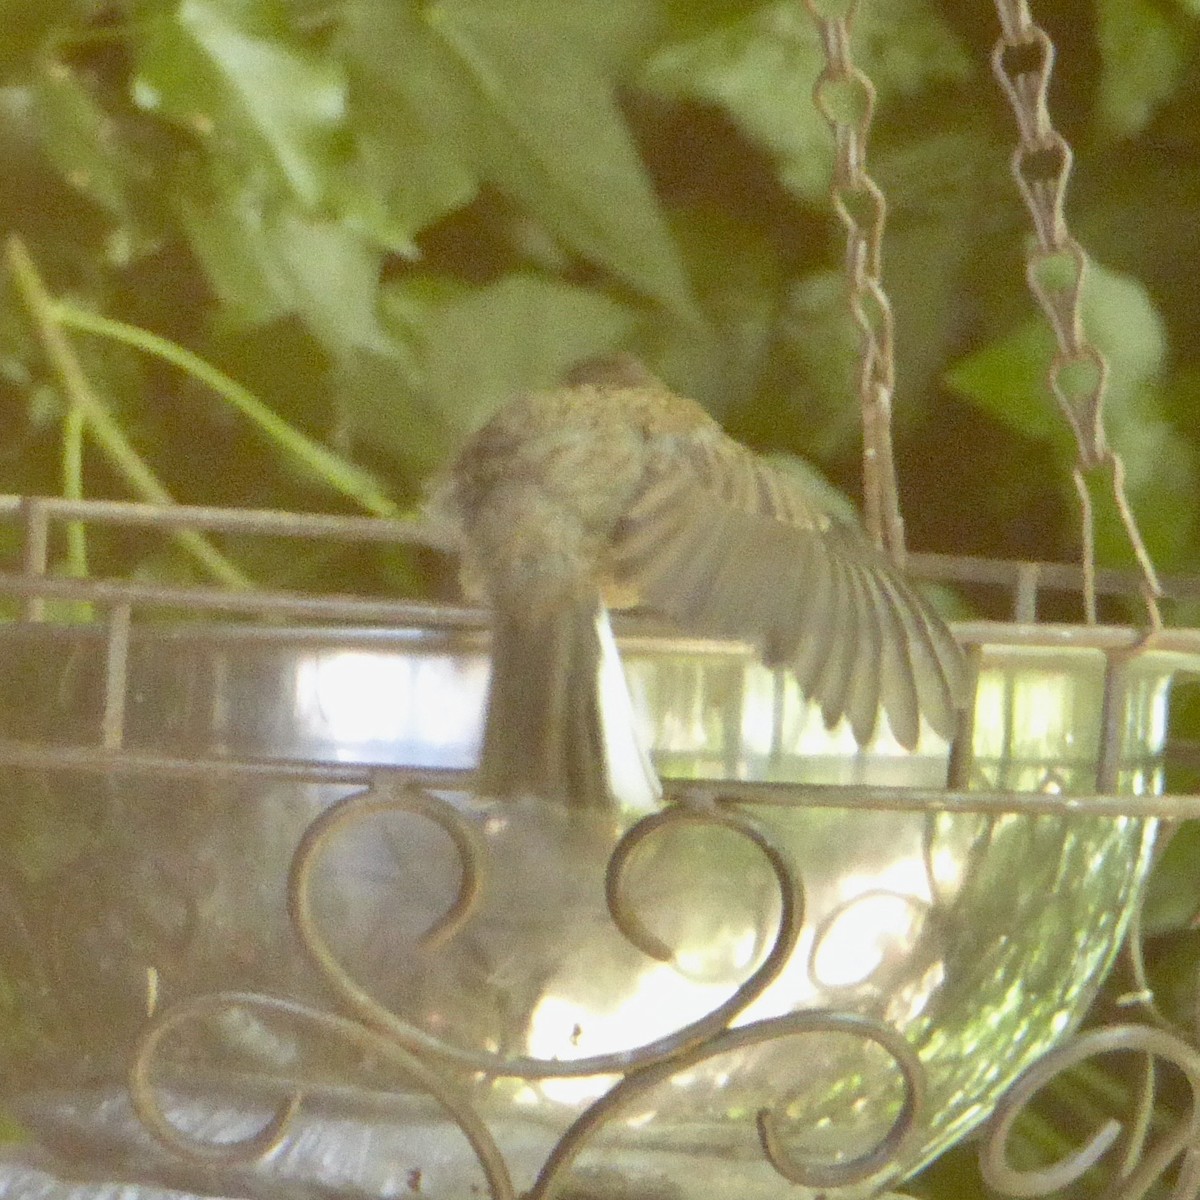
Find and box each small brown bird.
[428,356,968,810]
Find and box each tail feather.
[478,594,661,811]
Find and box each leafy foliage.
[2,0,1197,592]
[3,0,1200,1191]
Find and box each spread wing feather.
[811,555,860,731]
[839,558,884,745]
[611,434,965,749]
[784,529,841,702]
[862,567,924,749]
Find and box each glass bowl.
[0,618,1191,1199]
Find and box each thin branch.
[5,235,252,589]
[52,304,402,520]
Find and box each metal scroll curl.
[129,990,517,1200]
[980,1023,1200,1199]
[286,779,810,1080]
[527,1009,926,1199]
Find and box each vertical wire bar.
[101,601,132,751]
[1014,562,1041,624]
[20,496,49,623]
[1095,649,1129,794]
[724,663,749,780]
[769,669,786,775]
[1072,467,1099,624]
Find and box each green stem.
[52,303,402,519]
[5,235,252,590]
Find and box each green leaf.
[763,450,858,523]
[945,262,1167,439]
[337,0,660,255]
[333,345,439,480]
[643,3,829,199]
[134,0,345,207]
[1100,389,1197,569]
[642,0,971,201]
[944,320,1060,438]
[0,0,84,83]
[178,159,392,353]
[336,116,477,259]
[773,269,867,460]
[648,205,783,420]
[261,210,392,354]
[333,272,638,481]
[1096,0,1189,139]
[875,130,996,411]
[342,0,697,318]
[338,3,478,256]
[386,271,640,441]
[1141,824,1200,935]
[947,262,1194,569]
[176,164,291,325]
[1083,264,1168,404]
[31,61,137,222]
[466,0,663,72]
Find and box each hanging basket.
[0,4,1192,1198]
[0,498,1197,1200]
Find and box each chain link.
[802,0,906,566]
[990,0,1162,625]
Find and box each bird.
[426,354,968,811]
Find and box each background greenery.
[3,0,1200,1194]
[4,0,1200,599]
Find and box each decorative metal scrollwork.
[129,990,516,1199]
[528,1010,925,1199]
[285,779,816,1080]
[980,1024,1200,1200]
[125,776,933,1197]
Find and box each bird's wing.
[610,436,968,748]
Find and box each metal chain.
[802,0,906,566]
[990,0,1162,626]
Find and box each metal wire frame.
[0,492,1196,795]
[0,0,1185,1191]
[1,495,1200,1197]
[800,0,906,564]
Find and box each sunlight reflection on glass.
[295,649,488,764]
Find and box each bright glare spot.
[869,855,934,902]
[1018,677,1068,745]
[739,670,780,761]
[928,843,967,897]
[295,651,486,762]
[812,892,927,988]
[527,966,730,1106]
[298,652,408,742]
